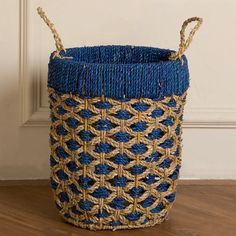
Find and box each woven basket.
[38,8,202,231]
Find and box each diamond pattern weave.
[49,87,186,230]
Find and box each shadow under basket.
[37,7,202,231]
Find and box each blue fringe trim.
[48,45,189,99]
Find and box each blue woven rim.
[48,45,189,99]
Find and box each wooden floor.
[0,181,236,236]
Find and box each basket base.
[61,211,169,231]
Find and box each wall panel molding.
[20,0,236,128]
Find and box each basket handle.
[37,7,66,58]
[37,7,202,61]
[169,17,203,64]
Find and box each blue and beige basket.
[37,7,202,230]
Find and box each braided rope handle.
[169,17,203,63]
[37,7,66,58]
[37,7,202,62]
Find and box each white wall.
[0,0,236,180]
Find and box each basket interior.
[64,45,172,65]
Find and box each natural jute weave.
[49,88,186,230]
[37,7,202,230]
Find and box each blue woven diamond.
[159,158,172,168]
[147,128,164,140]
[132,102,150,112]
[63,213,70,219]
[143,174,158,185]
[66,161,78,172]
[174,146,180,156]
[78,176,94,189]
[78,109,93,119]
[165,192,176,203]
[49,156,57,167]
[145,152,161,162]
[56,105,67,115]
[130,143,147,154]
[129,186,145,198]
[95,210,109,218]
[66,139,80,151]
[157,182,170,192]
[174,108,181,114]
[110,221,122,226]
[66,117,79,129]
[78,152,93,165]
[131,121,147,132]
[71,206,82,215]
[111,176,127,187]
[115,110,132,120]
[142,218,149,224]
[161,116,174,126]
[93,119,113,131]
[169,165,180,180]
[83,219,93,225]
[65,98,78,107]
[55,146,69,159]
[50,135,57,145]
[113,131,130,142]
[51,115,58,123]
[131,165,146,175]
[126,212,142,221]
[79,199,92,211]
[94,142,113,153]
[150,203,164,213]
[94,101,112,109]
[78,130,93,141]
[92,187,110,199]
[140,196,155,208]
[50,177,58,190]
[69,183,81,195]
[175,125,181,135]
[56,125,68,136]
[113,153,130,165]
[95,163,111,175]
[151,108,164,118]
[166,99,176,107]
[58,192,69,202]
[160,138,173,149]
[110,197,128,209]
[56,170,69,180]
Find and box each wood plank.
[178,179,236,186]
[0,182,236,235]
[0,179,49,186]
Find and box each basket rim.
[48,45,189,99]
[50,45,183,67]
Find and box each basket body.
[48,46,189,230]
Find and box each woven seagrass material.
[37,6,202,231]
[37,7,202,63]
[169,17,203,63]
[49,88,186,230]
[37,7,66,59]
